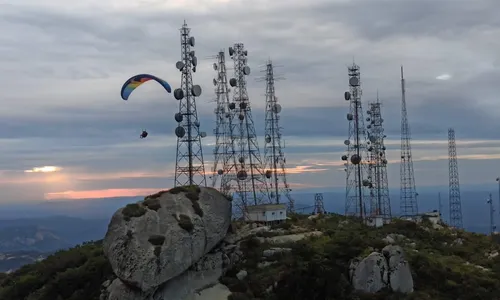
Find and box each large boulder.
[103,186,232,291]
[350,252,388,293]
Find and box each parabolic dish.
[176,61,184,70]
[243,66,251,75]
[349,77,359,86]
[213,78,217,86]
[191,85,202,97]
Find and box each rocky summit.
[103,186,232,298]
[3,187,500,300]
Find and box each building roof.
[246,204,287,212]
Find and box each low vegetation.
[143,197,161,211]
[176,214,194,232]
[222,214,500,300]
[3,213,500,300]
[121,203,146,221]
[0,241,112,300]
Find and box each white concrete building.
[245,204,287,224]
[365,215,384,228]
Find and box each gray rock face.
[103,187,232,291]
[350,246,413,294]
[104,245,234,300]
[383,245,414,293]
[350,252,388,293]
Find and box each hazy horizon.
[1,0,500,204]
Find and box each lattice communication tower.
[366,96,391,222]
[313,193,325,215]
[448,128,463,228]
[341,63,371,219]
[227,43,270,217]
[399,66,418,218]
[211,50,237,196]
[487,194,496,235]
[261,60,294,212]
[173,21,207,187]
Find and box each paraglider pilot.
[140,130,148,139]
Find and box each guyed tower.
[262,60,294,212]
[399,66,418,218]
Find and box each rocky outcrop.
[102,186,232,296]
[350,245,413,294]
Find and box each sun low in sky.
[24,166,62,173]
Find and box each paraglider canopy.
[121,74,172,100]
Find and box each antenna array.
[262,60,294,212]
[399,66,418,218]
[341,63,371,219]
[173,21,206,187]
[227,43,270,217]
[366,97,391,222]
[211,50,237,196]
[448,128,463,228]
[313,193,325,214]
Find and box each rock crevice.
[350,245,414,294]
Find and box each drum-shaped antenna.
[189,36,195,46]
[191,85,202,97]
[174,88,184,100]
[175,126,185,138]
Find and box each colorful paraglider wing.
[120,74,172,100]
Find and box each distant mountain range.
[0,187,497,272]
[0,251,48,273]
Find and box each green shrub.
[145,190,168,200]
[148,235,166,246]
[185,192,199,201]
[143,198,161,211]
[177,214,194,232]
[121,203,146,221]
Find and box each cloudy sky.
[1,0,499,203]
